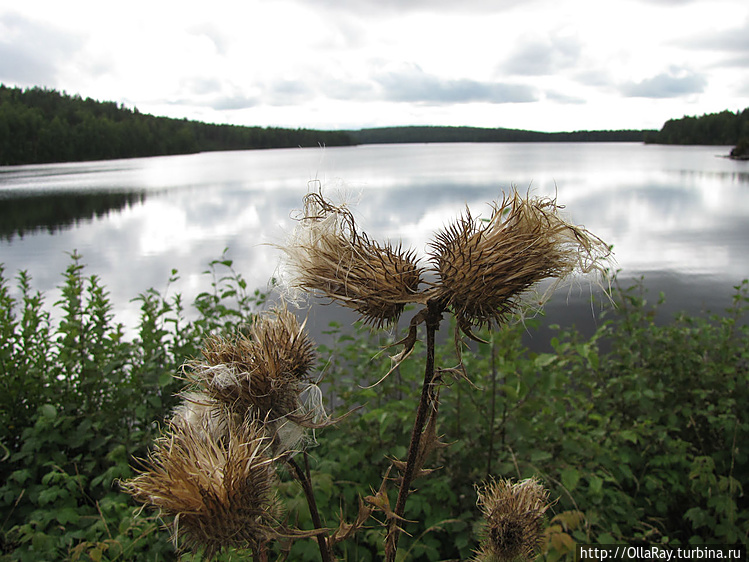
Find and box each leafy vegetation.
[645,108,749,147]
[1,253,747,560]
[0,85,355,165]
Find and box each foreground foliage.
[0,254,747,560]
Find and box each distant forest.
[644,107,749,146]
[1,85,748,165]
[0,85,355,165]
[347,126,650,144]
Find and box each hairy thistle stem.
[386,299,443,561]
[288,454,334,562]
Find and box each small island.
[730,139,749,160]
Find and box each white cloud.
[1,0,748,131]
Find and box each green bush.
[1,253,747,560]
[0,252,263,561]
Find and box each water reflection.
[0,190,146,240]
[0,143,747,336]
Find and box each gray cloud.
[500,34,583,76]
[267,80,314,106]
[182,77,224,97]
[629,0,704,4]
[677,18,749,68]
[575,69,615,88]
[720,54,749,68]
[374,64,537,104]
[0,12,83,87]
[300,0,533,15]
[620,70,707,98]
[544,90,586,104]
[210,94,260,111]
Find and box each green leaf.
[55,507,80,525]
[10,468,31,485]
[619,430,638,444]
[561,467,581,491]
[597,532,616,544]
[37,487,60,505]
[40,404,57,420]
[530,450,552,462]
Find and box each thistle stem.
[288,454,333,562]
[487,334,497,476]
[386,300,443,562]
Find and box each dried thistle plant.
[281,190,423,327]
[182,303,325,454]
[474,477,550,562]
[127,186,611,562]
[277,187,611,562]
[122,418,281,559]
[429,191,611,337]
[126,302,336,560]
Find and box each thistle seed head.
[185,303,315,421]
[122,418,281,558]
[430,191,611,329]
[474,477,550,562]
[281,190,423,327]
[183,304,328,454]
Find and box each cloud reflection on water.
[1,143,747,337]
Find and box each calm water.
[1,142,747,340]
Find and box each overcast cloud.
[1,0,748,131]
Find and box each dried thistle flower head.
[170,391,233,443]
[281,190,423,327]
[186,303,315,419]
[122,418,281,558]
[474,477,550,562]
[183,303,326,454]
[430,191,611,332]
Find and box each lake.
[1,142,747,345]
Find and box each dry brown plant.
[474,477,551,562]
[127,186,611,561]
[281,190,423,327]
[430,191,611,337]
[122,418,281,558]
[182,303,325,455]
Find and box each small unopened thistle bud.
[474,477,550,562]
[122,419,281,558]
[430,191,611,332]
[281,190,423,327]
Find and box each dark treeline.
[4,84,748,166]
[0,85,356,165]
[348,125,650,145]
[645,107,749,146]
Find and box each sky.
[1,0,748,132]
